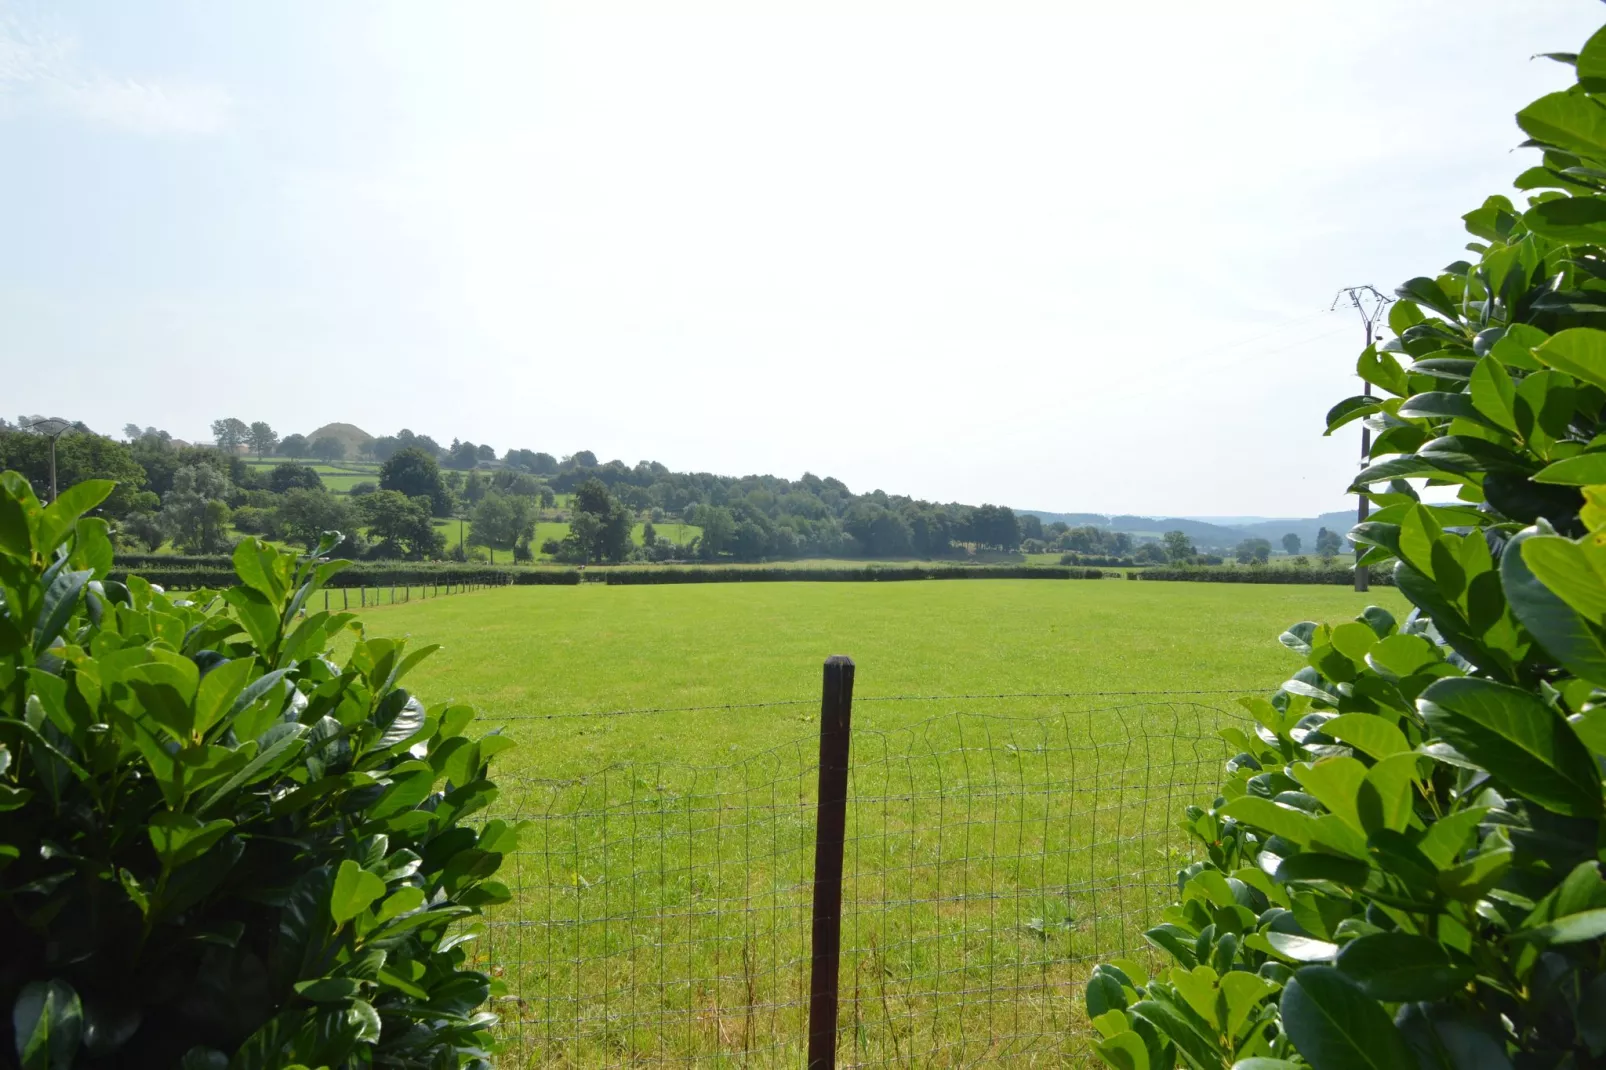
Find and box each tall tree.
[311,436,346,463]
[161,464,232,552]
[1162,530,1196,562]
[269,463,324,493]
[380,447,452,517]
[277,488,357,547]
[278,433,308,460]
[359,490,445,558]
[468,492,534,563]
[1314,527,1343,560]
[1281,532,1301,555]
[1234,538,1272,564]
[247,421,279,459]
[211,417,249,453]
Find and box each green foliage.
[278,433,309,461]
[1165,531,1198,562]
[311,436,348,463]
[247,421,279,461]
[1235,538,1272,565]
[0,429,150,519]
[270,463,325,494]
[0,472,514,1067]
[556,479,633,564]
[358,491,445,560]
[466,492,535,562]
[379,448,451,519]
[1092,25,1606,1070]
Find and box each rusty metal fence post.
[808,655,855,1070]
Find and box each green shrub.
[1,474,516,1067]
[1089,27,1606,1069]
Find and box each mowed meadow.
[339,580,1406,1066]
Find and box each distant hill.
[1017,511,1113,528]
[303,422,373,456]
[1017,508,1357,552]
[1233,511,1357,552]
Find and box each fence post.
[808,655,855,1070]
[342,587,348,610]
[361,587,366,608]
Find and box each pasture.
[346,580,1405,1065]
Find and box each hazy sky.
[3,2,1601,517]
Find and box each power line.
[1332,285,1393,593]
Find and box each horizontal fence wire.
[470,695,1247,1068]
[496,689,1261,722]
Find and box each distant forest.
[0,417,1332,564]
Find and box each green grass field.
[338,580,1405,1065]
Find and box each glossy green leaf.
[1358,347,1410,397]
[1418,677,1602,816]
[12,979,83,1070]
[1263,932,1338,962]
[1518,90,1606,154]
[1292,758,1367,832]
[1394,1003,1514,1070]
[33,566,91,656]
[1321,714,1409,760]
[1503,527,1606,687]
[1535,327,1606,392]
[1280,966,1415,1070]
[1468,355,1518,433]
[1218,797,1315,845]
[1394,278,1460,322]
[1093,1031,1151,1070]
[1516,907,1606,946]
[330,859,387,925]
[293,977,360,1003]
[1523,195,1606,244]
[1397,391,1505,433]
[148,813,235,869]
[1414,807,1488,869]
[1335,933,1471,1001]
[36,480,113,555]
[1325,396,1380,435]
[193,658,254,739]
[1534,452,1606,485]
[1357,753,1419,835]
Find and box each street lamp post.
[22,415,74,503]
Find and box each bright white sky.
[2,1,1600,516]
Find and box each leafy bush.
[1089,28,1606,1070]
[1,473,516,1067]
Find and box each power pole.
[1332,286,1392,593]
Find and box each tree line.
[0,416,1263,565]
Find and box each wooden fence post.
[808,655,855,1070]
[342,588,348,610]
[361,588,366,608]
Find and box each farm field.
[346,579,1408,1066]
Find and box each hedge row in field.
[109,562,580,589]
[109,561,1104,589]
[1132,566,1394,586]
[594,565,1104,583]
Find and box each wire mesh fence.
[470,685,1248,1067]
